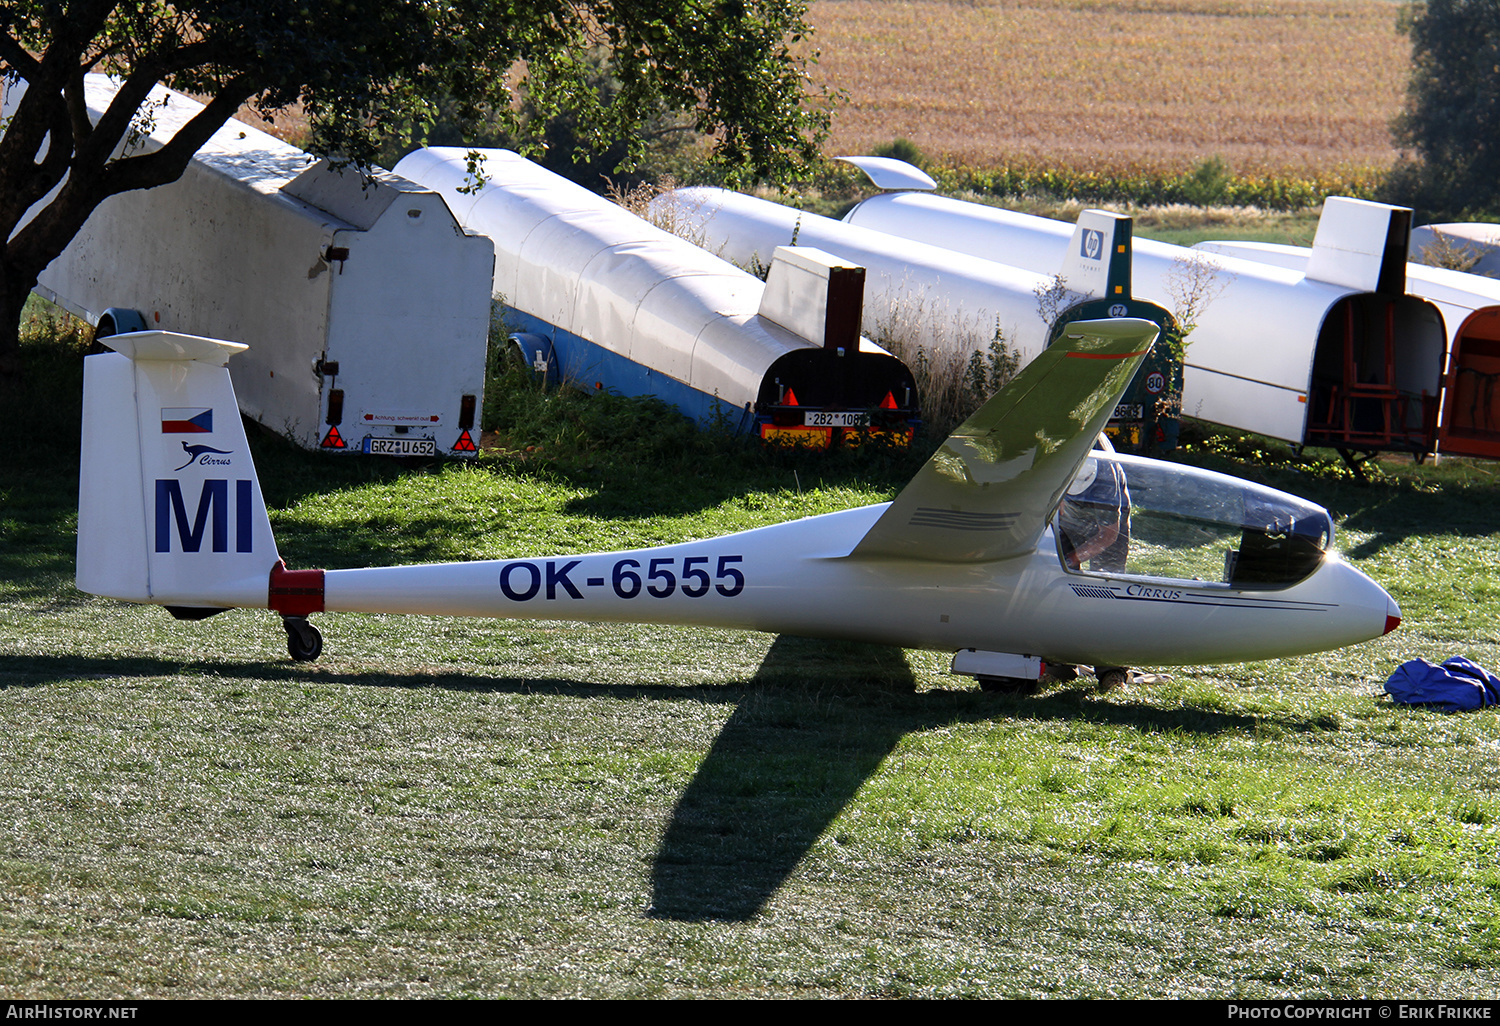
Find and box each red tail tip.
[268,560,326,616]
[1384,614,1401,635]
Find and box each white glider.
[75,321,1398,686]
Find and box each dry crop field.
[808,0,1410,176]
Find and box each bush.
[1181,156,1232,207]
[1387,0,1500,220]
[870,137,928,169]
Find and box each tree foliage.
[374,50,704,193]
[0,0,829,379]
[1389,0,1500,219]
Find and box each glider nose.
[1384,593,1402,636]
[1335,557,1400,643]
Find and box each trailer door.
[1438,306,1500,458]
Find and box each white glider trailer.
[394,148,918,449]
[1199,211,1500,461]
[834,169,1450,463]
[5,75,494,457]
[653,183,1182,455]
[1410,223,1500,279]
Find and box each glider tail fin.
[1060,210,1133,302]
[1305,196,1411,293]
[77,331,281,614]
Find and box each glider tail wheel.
[283,616,323,662]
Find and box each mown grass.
[4,321,1500,997]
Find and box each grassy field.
[0,0,1479,1003]
[5,320,1500,998]
[808,0,1408,177]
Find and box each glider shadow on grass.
[645,635,1280,923]
[0,643,1299,926]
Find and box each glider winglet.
[849,318,1158,563]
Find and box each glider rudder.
[77,331,280,614]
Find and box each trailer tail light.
[459,393,476,430]
[326,389,344,426]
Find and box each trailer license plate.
[363,436,437,456]
[803,411,870,428]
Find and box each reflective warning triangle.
[783,388,799,406]
[452,430,478,453]
[880,391,898,409]
[320,425,346,449]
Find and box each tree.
[374,49,703,193]
[0,0,828,381]
[1389,0,1500,220]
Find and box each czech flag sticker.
[161,408,213,433]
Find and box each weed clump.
[482,336,727,477]
[865,285,1021,437]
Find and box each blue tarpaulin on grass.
[1384,656,1500,713]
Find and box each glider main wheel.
[1095,666,1130,690]
[977,675,1037,695]
[283,616,323,662]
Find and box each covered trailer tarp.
[844,185,1449,455]
[653,187,1182,453]
[1410,223,1500,279]
[1199,231,1500,459]
[394,148,916,448]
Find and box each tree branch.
[0,33,40,79]
[0,76,74,239]
[97,74,258,194]
[8,74,256,279]
[63,68,92,153]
